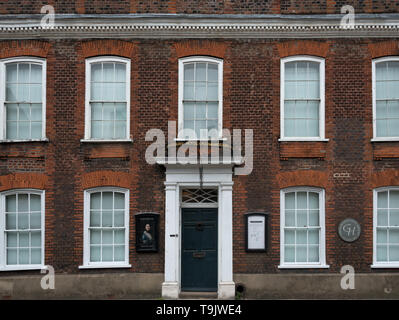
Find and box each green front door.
[181,208,218,292]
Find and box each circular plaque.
[338,218,361,242]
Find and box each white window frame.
[83,56,131,142]
[177,56,223,141]
[372,186,399,268]
[0,57,47,142]
[280,55,327,142]
[372,56,399,142]
[0,189,45,271]
[80,187,130,269]
[279,187,329,269]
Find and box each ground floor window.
[374,187,399,267]
[0,190,44,270]
[280,187,327,268]
[82,187,130,268]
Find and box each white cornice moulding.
[0,13,399,39]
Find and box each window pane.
[195,82,206,100]
[114,121,126,139]
[114,230,125,244]
[208,63,218,81]
[184,63,194,81]
[184,102,195,120]
[102,211,113,227]
[18,213,29,230]
[389,246,399,261]
[376,119,388,137]
[102,121,114,139]
[196,103,206,120]
[91,82,102,101]
[114,211,124,227]
[285,210,295,227]
[7,233,18,247]
[6,63,18,82]
[90,211,101,227]
[7,248,17,264]
[184,81,194,100]
[296,192,307,209]
[377,209,388,226]
[296,230,307,245]
[114,83,126,101]
[390,210,399,226]
[308,245,319,262]
[114,245,125,261]
[297,210,307,227]
[6,214,17,230]
[90,246,101,262]
[377,229,387,244]
[285,246,295,262]
[102,230,113,245]
[115,63,126,82]
[30,213,41,229]
[90,230,101,245]
[114,193,125,210]
[296,246,307,262]
[195,63,206,81]
[31,231,41,247]
[285,230,295,244]
[102,246,113,262]
[91,63,102,82]
[308,229,319,244]
[285,62,296,81]
[285,193,295,209]
[378,191,388,208]
[103,63,114,82]
[208,102,218,119]
[308,62,320,80]
[207,82,218,100]
[31,248,41,264]
[390,191,399,208]
[18,194,29,212]
[19,248,29,264]
[6,195,17,212]
[284,119,295,137]
[115,103,126,120]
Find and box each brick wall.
[0,0,399,14]
[0,38,399,275]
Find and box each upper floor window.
[280,56,325,141]
[178,56,223,140]
[81,187,130,268]
[85,57,130,141]
[0,190,45,271]
[0,57,46,141]
[373,57,399,140]
[279,187,328,268]
[373,187,399,267]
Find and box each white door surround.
[161,164,235,299]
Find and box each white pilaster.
[218,182,235,299]
[162,182,180,299]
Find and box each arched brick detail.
[276,40,330,58]
[173,40,228,59]
[371,170,399,189]
[81,171,131,190]
[81,40,137,59]
[0,40,51,59]
[277,170,328,189]
[0,173,47,192]
[368,41,399,59]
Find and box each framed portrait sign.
[245,212,268,252]
[135,212,159,252]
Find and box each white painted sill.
[0,265,46,271]
[79,264,132,270]
[0,138,49,143]
[278,264,330,269]
[278,138,329,142]
[371,138,399,142]
[371,264,399,268]
[80,139,133,143]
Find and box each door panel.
[181,208,218,291]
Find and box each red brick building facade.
[0,1,399,299]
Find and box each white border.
[0,189,45,271]
[280,55,327,142]
[84,56,131,141]
[80,187,131,269]
[0,57,46,142]
[178,56,223,141]
[372,186,399,268]
[279,186,329,269]
[371,56,399,142]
